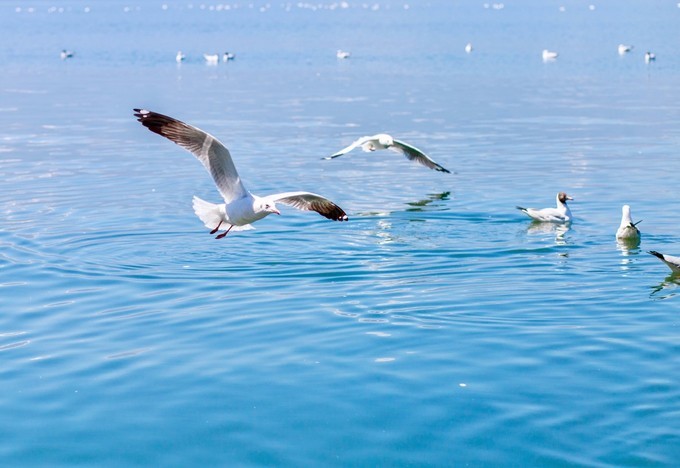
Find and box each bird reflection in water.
[525,220,570,245]
[649,273,680,299]
[405,191,451,212]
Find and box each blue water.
[2,1,680,465]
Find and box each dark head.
[557,192,573,204]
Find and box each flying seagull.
[615,204,641,240]
[324,134,450,173]
[516,192,573,223]
[134,109,348,239]
[649,251,680,274]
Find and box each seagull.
[649,251,680,274]
[542,49,558,61]
[644,51,656,63]
[203,53,219,64]
[464,42,473,54]
[618,44,633,55]
[176,51,186,62]
[336,50,351,59]
[616,204,641,240]
[133,109,348,239]
[516,192,573,223]
[60,49,74,60]
[222,52,235,61]
[324,134,450,173]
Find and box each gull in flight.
[649,251,680,273]
[516,192,573,223]
[134,109,348,239]
[616,204,641,240]
[324,134,451,173]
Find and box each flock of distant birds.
[131,108,679,275]
[61,43,656,64]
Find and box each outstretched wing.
[324,136,370,160]
[266,191,349,221]
[649,251,680,273]
[134,109,248,203]
[391,139,451,173]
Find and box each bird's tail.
[191,196,255,232]
[192,196,224,230]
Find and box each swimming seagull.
[516,192,573,223]
[222,52,235,61]
[465,42,473,53]
[324,134,451,173]
[133,109,348,239]
[644,51,656,63]
[176,51,186,62]
[618,44,633,55]
[649,251,680,273]
[616,204,641,240]
[336,50,351,59]
[542,49,558,61]
[203,53,219,64]
[60,49,74,60]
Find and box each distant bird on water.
[465,42,473,54]
[324,134,451,173]
[203,53,219,64]
[336,50,351,59]
[60,49,74,60]
[645,51,656,63]
[222,52,235,61]
[617,44,633,55]
[616,204,641,241]
[649,251,680,273]
[133,109,348,239]
[517,192,573,223]
[176,50,186,63]
[542,49,558,61]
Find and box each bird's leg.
[210,220,223,235]
[215,224,234,240]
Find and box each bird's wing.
[266,191,349,221]
[134,109,248,204]
[519,207,565,222]
[649,251,680,273]
[391,139,451,173]
[324,136,370,160]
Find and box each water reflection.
[617,238,641,272]
[524,221,570,244]
[649,273,680,299]
[404,191,451,212]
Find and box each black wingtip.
[516,206,527,212]
[437,166,452,174]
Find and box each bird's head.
[557,192,573,203]
[257,199,281,216]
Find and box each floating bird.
[222,52,235,61]
[617,44,633,55]
[516,192,573,223]
[324,134,450,173]
[542,49,558,61]
[60,49,74,60]
[616,205,641,240]
[464,42,473,54]
[644,51,656,63]
[649,251,680,274]
[203,53,219,64]
[134,109,348,239]
[336,50,351,59]
[176,50,186,62]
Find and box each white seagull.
[645,51,656,63]
[203,53,219,64]
[222,52,235,61]
[616,204,641,240]
[324,134,450,173]
[618,44,633,55]
[336,50,351,59]
[134,109,348,239]
[60,49,74,60]
[176,51,186,62]
[649,251,680,274]
[464,42,473,54]
[542,49,558,61]
[516,192,573,223]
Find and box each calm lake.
[1,0,680,465]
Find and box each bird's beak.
[273,209,281,215]
[567,196,574,201]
